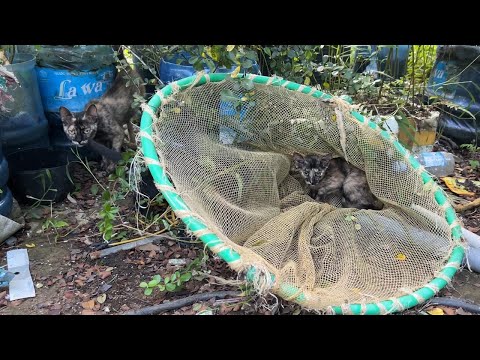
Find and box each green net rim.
[140,72,464,315]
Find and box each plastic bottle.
[413,151,456,177]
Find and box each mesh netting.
[145,75,463,311]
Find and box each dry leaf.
[226,45,235,52]
[36,283,44,289]
[105,267,114,272]
[455,308,471,315]
[137,243,160,252]
[81,299,95,310]
[97,294,107,304]
[427,307,444,315]
[395,253,407,261]
[25,243,35,248]
[231,66,241,78]
[441,306,456,315]
[99,271,111,279]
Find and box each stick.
[428,297,480,314]
[89,235,168,259]
[454,197,480,213]
[122,291,242,315]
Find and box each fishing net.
[140,73,465,314]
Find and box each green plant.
[42,218,69,242]
[140,271,192,295]
[98,190,119,242]
[469,160,479,170]
[139,256,205,296]
[460,143,480,153]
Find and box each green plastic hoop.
[140,72,464,315]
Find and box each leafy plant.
[461,143,480,153]
[469,159,479,170]
[42,218,69,242]
[140,271,192,295]
[98,190,119,242]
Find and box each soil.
[1,136,479,316]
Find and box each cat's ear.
[292,152,305,168]
[59,106,72,120]
[320,153,333,166]
[85,104,98,118]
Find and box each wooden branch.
[454,197,480,213]
[89,235,168,259]
[122,291,242,315]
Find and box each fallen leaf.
[120,304,130,311]
[25,243,35,248]
[81,300,95,310]
[97,294,107,304]
[99,271,111,280]
[395,253,407,261]
[36,283,44,289]
[105,267,114,272]
[441,306,456,315]
[66,270,76,278]
[427,307,444,315]
[455,308,472,315]
[64,291,75,300]
[81,309,96,315]
[83,238,93,245]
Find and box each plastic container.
[7,147,74,204]
[0,53,49,155]
[355,45,411,79]
[159,52,261,85]
[426,45,480,144]
[413,151,455,177]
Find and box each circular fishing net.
[139,73,465,314]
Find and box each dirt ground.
[1,147,479,316]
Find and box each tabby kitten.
[292,152,383,210]
[59,67,145,172]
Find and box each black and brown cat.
[292,152,383,210]
[59,66,145,172]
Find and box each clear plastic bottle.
[413,151,456,177]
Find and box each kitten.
[292,153,345,201]
[292,152,383,210]
[59,66,145,172]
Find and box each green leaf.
[171,273,177,282]
[263,47,271,57]
[139,282,148,288]
[144,287,153,296]
[226,45,235,52]
[90,184,99,196]
[158,284,166,291]
[164,276,170,284]
[180,272,192,282]
[242,59,253,69]
[165,283,176,292]
[148,276,161,287]
[53,220,68,228]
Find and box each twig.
[454,198,480,213]
[122,291,242,315]
[89,235,170,259]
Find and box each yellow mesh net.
[149,78,459,310]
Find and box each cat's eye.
[84,129,90,134]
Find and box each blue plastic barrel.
[0,53,49,155]
[159,52,261,85]
[36,65,116,128]
[426,45,480,144]
[0,146,13,217]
